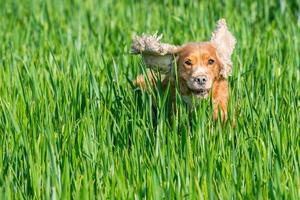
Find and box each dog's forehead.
[179,42,217,58]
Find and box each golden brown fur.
[134,43,229,122]
[132,19,236,122]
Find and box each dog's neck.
[181,95,193,106]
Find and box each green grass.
[0,0,299,199]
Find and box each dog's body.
[132,19,236,122]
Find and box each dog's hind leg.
[133,71,165,90]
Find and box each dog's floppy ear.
[131,33,180,74]
[211,19,236,78]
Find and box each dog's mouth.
[189,88,210,97]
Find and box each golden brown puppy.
[132,19,236,122]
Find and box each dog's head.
[176,42,223,98]
[132,19,236,99]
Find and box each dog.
[132,19,236,122]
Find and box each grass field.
[0,0,299,199]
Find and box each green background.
[0,0,299,199]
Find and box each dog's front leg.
[212,78,229,122]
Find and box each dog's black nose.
[194,76,207,85]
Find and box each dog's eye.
[185,59,192,66]
[208,59,215,65]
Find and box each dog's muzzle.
[187,75,211,98]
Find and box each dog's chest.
[182,95,194,107]
[182,95,209,107]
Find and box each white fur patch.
[193,67,208,75]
